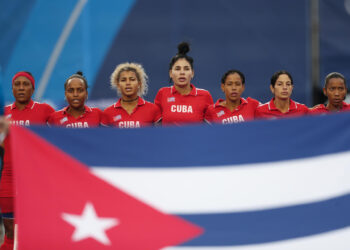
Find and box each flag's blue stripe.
[30,113,350,167]
[177,193,350,246]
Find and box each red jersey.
[255,98,308,119]
[102,97,161,128]
[309,102,350,115]
[48,106,102,128]
[154,84,213,125]
[4,99,54,126]
[1,100,54,198]
[205,97,260,124]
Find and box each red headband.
[12,72,35,89]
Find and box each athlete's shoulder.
[342,102,350,109]
[206,103,216,111]
[48,109,65,124]
[157,86,172,94]
[4,104,12,114]
[103,103,117,113]
[155,87,172,102]
[89,107,103,113]
[255,101,271,118]
[35,102,55,113]
[309,104,326,114]
[50,108,65,117]
[203,105,215,118]
[256,101,269,110]
[246,97,260,104]
[195,87,211,96]
[143,100,161,112]
[144,100,158,107]
[83,107,101,118]
[295,102,309,111]
[245,97,261,108]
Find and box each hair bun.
[76,71,83,76]
[177,42,190,55]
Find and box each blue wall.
[1,0,349,108]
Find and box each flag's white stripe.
[92,151,350,214]
[164,226,350,250]
[35,0,88,100]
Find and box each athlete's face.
[12,76,34,104]
[221,73,245,102]
[270,74,293,100]
[117,71,140,98]
[65,78,87,109]
[169,58,194,88]
[323,78,347,107]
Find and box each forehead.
[14,76,31,82]
[172,58,191,68]
[66,78,85,88]
[224,73,242,83]
[119,70,137,78]
[327,77,346,87]
[276,74,291,82]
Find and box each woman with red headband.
[48,71,102,128]
[4,71,54,125]
[0,71,54,250]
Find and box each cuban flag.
[11,113,350,249]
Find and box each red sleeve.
[204,105,214,123]
[153,104,162,123]
[44,104,55,122]
[154,89,163,112]
[254,106,263,119]
[47,112,56,126]
[300,104,309,115]
[309,105,322,115]
[304,105,309,114]
[204,92,214,113]
[94,108,103,125]
[101,108,112,126]
[247,97,260,109]
[4,106,10,116]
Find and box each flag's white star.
[62,202,119,245]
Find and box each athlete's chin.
[123,93,138,99]
[228,96,240,102]
[277,96,290,101]
[70,104,84,109]
[16,98,31,103]
[174,82,190,88]
[332,101,343,106]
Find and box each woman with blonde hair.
[102,62,161,128]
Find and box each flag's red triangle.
[11,126,203,249]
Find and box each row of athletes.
[0,42,349,249]
[5,42,350,130]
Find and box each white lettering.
[10,120,31,127]
[170,105,193,113]
[66,122,89,128]
[222,115,245,124]
[118,121,141,128]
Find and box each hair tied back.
[177,42,190,55]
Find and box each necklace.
[122,97,138,103]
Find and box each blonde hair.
[110,62,149,97]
